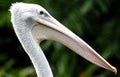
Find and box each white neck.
[13,25,53,77]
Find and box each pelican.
[10,2,117,77]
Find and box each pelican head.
[10,2,117,77]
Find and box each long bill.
[32,16,117,74]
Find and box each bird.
[10,2,117,77]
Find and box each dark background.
[0,0,120,77]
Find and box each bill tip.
[113,67,117,74]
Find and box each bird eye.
[39,10,49,17]
[39,11,44,15]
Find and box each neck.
[14,26,53,77]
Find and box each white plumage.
[10,2,117,77]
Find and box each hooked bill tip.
[113,67,117,74]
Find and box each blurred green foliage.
[0,0,120,77]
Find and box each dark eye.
[39,11,44,15]
[39,10,49,17]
